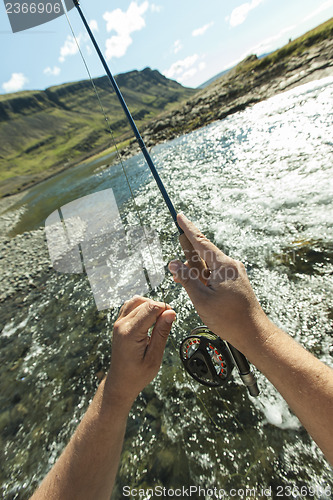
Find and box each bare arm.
[245,319,333,463]
[169,213,333,465]
[31,297,176,500]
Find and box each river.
[0,76,332,499]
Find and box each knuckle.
[113,321,121,335]
[119,298,131,314]
[113,316,129,332]
[181,272,191,286]
[147,301,159,314]
[233,259,245,272]
[196,232,208,243]
[119,302,127,315]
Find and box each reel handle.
[179,233,210,284]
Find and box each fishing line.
[69,0,259,398]
[60,1,262,439]
[59,0,169,310]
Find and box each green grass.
[235,17,333,75]
[0,69,196,194]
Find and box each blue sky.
[1,0,332,94]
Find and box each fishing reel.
[180,327,233,387]
[180,326,259,396]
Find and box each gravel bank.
[0,198,51,305]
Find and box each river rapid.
[0,77,332,499]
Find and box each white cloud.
[44,66,61,77]
[89,19,99,32]
[181,68,197,81]
[164,54,199,79]
[301,0,333,24]
[103,1,149,60]
[58,32,90,63]
[227,0,264,27]
[192,22,214,37]
[59,34,80,63]
[2,73,28,93]
[106,34,132,59]
[173,40,183,54]
[163,54,206,83]
[151,3,162,12]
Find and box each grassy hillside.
[0,68,196,196]
[233,17,333,76]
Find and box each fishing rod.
[71,0,259,398]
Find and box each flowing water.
[1,77,333,499]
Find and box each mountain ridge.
[0,68,196,197]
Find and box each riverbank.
[0,190,49,304]
[0,68,196,199]
[131,33,333,157]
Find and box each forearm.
[30,297,175,500]
[31,379,131,500]
[240,315,333,464]
[169,215,333,463]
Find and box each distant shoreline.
[0,150,118,215]
[1,21,332,202]
[0,147,119,202]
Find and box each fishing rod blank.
[71,0,208,280]
[72,0,259,398]
[72,0,179,231]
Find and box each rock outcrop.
[121,36,333,158]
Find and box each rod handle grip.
[179,233,210,284]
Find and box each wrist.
[234,313,283,365]
[224,308,276,356]
[102,376,136,415]
[92,378,135,424]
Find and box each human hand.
[169,214,268,352]
[105,296,176,408]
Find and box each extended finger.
[179,232,211,284]
[168,259,211,303]
[119,296,170,319]
[177,213,229,271]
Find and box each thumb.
[168,260,209,304]
[145,310,176,365]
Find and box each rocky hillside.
[0,68,196,197]
[136,18,333,153]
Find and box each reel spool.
[180,326,260,396]
[179,326,234,387]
